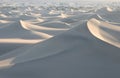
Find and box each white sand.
[0,3,120,78]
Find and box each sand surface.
[0,2,120,78]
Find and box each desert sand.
[0,1,120,78]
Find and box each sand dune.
[0,14,8,18]
[0,20,14,29]
[20,20,69,30]
[58,13,69,18]
[0,15,70,56]
[96,7,120,24]
[87,18,120,48]
[0,19,120,78]
[20,20,69,35]
[0,20,12,23]
[0,58,14,68]
[0,4,120,78]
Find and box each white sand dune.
[106,7,113,12]
[0,4,120,78]
[0,19,68,40]
[96,7,120,24]
[0,17,69,55]
[58,13,69,18]
[0,21,46,39]
[0,20,14,28]
[0,58,14,68]
[0,14,8,18]
[0,19,120,78]
[87,18,120,48]
[0,20,12,23]
[21,20,69,30]
[48,10,60,16]
[0,20,43,55]
[20,20,69,35]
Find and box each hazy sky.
[0,0,118,5]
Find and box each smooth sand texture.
[0,3,120,78]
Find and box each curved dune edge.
[87,18,120,48]
[20,20,69,31]
[31,31,53,39]
[0,58,15,69]
[0,14,8,18]
[20,20,53,39]
[106,7,113,12]
[0,20,13,23]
